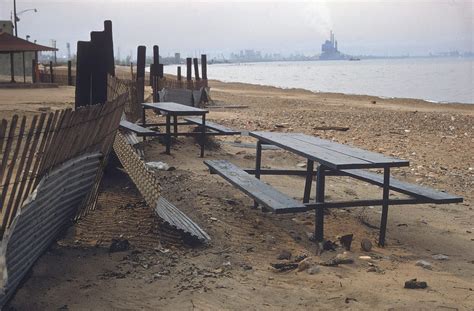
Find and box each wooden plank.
[292,133,409,167]
[0,116,18,188]
[120,120,156,136]
[1,116,26,228]
[142,102,208,115]
[341,169,463,204]
[250,131,373,170]
[204,160,308,214]
[5,115,38,226]
[184,117,240,134]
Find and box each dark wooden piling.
[177,66,181,81]
[158,64,164,78]
[201,54,207,80]
[49,61,54,83]
[193,58,200,80]
[75,41,92,107]
[186,58,192,81]
[90,31,107,105]
[10,53,15,83]
[67,60,73,86]
[137,45,146,104]
[104,20,115,77]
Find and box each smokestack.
[335,40,338,51]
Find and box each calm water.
[164,58,474,104]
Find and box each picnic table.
[142,102,208,157]
[205,131,463,246]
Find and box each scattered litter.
[359,256,371,260]
[415,260,433,270]
[321,253,354,266]
[210,217,218,222]
[432,254,449,261]
[360,238,373,252]
[339,234,353,251]
[109,238,130,253]
[271,263,299,272]
[323,240,337,251]
[146,161,173,171]
[404,279,428,289]
[345,297,358,303]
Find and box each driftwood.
[313,126,349,131]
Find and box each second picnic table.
[142,102,208,157]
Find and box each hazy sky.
[0,0,472,59]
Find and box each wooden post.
[75,41,92,107]
[49,61,54,83]
[90,31,107,105]
[137,45,146,104]
[150,45,159,86]
[10,52,15,83]
[186,57,192,81]
[22,52,26,83]
[158,64,164,78]
[31,58,37,83]
[104,20,115,77]
[193,58,200,80]
[201,54,207,80]
[177,66,181,81]
[67,60,73,86]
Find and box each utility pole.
[13,0,18,37]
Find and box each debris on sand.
[271,263,299,272]
[297,257,314,271]
[323,240,338,251]
[404,279,428,289]
[415,260,433,270]
[109,238,130,253]
[360,238,373,252]
[432,254,449,261]
[321,253,354,266]
[339,234,353,251]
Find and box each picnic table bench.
[205,131,463,246]
[120,102,240,157]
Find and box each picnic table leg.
[200,114,206,157]
[378,167,390,246]
[303,159,314,203]
[315,165,326,242]
[165,114,171,154]
[142,107,147,141]
[173,115,178,137]
[253,140,262,209]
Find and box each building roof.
[0,32,58,53]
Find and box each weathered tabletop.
[142,102,208,116]
[249,131,409,170]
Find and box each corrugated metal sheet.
[0,152,102,306]
[155,197,210,243]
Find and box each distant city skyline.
[0,0,472,60]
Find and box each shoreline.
[208,78,474,114]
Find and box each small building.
[0,32,57,83]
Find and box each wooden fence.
[0,77,129,238]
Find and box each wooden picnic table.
[205,131,462,246]
[142,102,208,157]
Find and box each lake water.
[164,58,474,104]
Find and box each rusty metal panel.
[155,197,210,243]
[0,152,102,306]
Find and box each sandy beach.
[2,80,473,310]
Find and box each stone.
[298,257,313,271]
[415,260,432,270]
[109,238,130,253]
[360,238,373,252]
[307,265,320,275]
[339,234,353,251]
[404,278,428,289]
[277,250,292,260]
[432,254,449,261]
